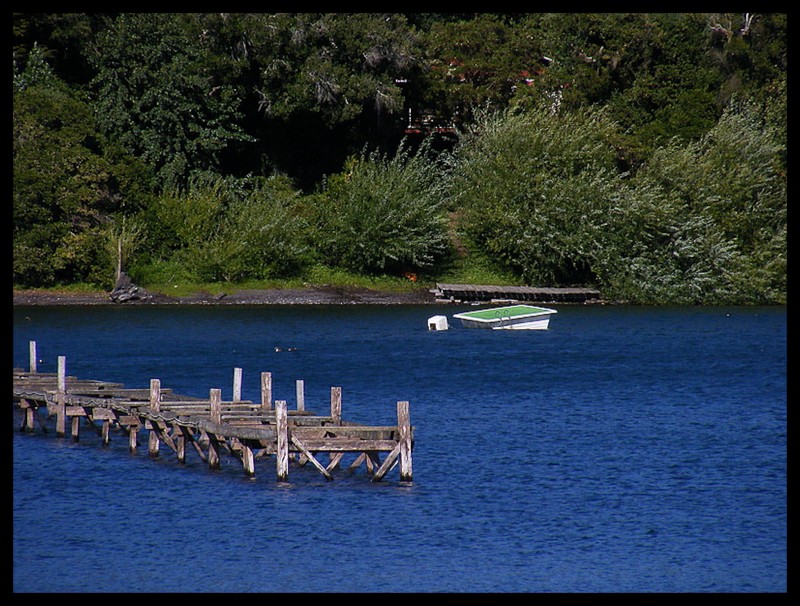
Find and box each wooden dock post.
[99,411,111,446]
[70,411,81,442]
[20,398,35,433]
[397,400,413,481]
[331,387,342,425]
[296,379,305,411]
[55,356,66,437]
[29,341,37,373]
[371,401,412,482]
[210,388,221,424]
[175,426,196,464]
[233,367,242,402]
[148,379,161,457]
[275,399,289,481]
[208,388,222,469]
[261,372,272,410]
[175,428,186,464]
[241,443,255,477]
[128,419,139,452]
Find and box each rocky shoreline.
[12,285,439,306]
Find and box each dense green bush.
[141,175,312,283]
[611,98,787,304]
[450,97,786,304]
[312,141,452,275]
[452,105,623,285]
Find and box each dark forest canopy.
[12,13,786,304]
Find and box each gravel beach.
[12,285,438,306]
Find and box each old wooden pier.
[13,341,413,483]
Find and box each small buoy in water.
[427,315,449,331]
[274,346,283,352]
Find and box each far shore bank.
[12,285,439,306]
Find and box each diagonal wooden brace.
[290,435,333,481]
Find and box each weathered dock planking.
[13,341,413,483]
[432,283,601,304]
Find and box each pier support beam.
[398,400,413,481]
[207,389,223,469]
[331,387,342,425]
[372,401,412,482]
[275,399,289,481]
[29,340,37,373]
[129,424,138,452]
[260,372,272,410]
[296,380,305,411]
[176,430,186,464]
[233,368,242,402]
[210,388,221,424]
[55,356,66,437]
[241,443,255,477]
[207,433,221,470]
[20,399,35,433]
[148,379,161,457]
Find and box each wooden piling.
[129,423,138,452]
[29,341,37,374]
[208,388,223,470]
[21,399,35,433]
[233,368,242,402]
[331,387,342,425]
[260,372,272,410]
[99,411,111,446]
[275,399,289,481]
[55,356,66,437]
[210,388,221,424]
[71,412,80,442]
[241,443,255,477]
[207,433,221,470]
[148,378,161,457]
[176,430,186,464]
[58,356,66,393]
[398,400,412,481]
[371,401,412,482]
[296,379,305,411]
[176,426,196,464]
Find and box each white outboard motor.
[427,315,449,331]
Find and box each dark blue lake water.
[12,304,786,593]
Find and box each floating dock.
[432,283,601,304]
[13,341,413,483]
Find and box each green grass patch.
[434,241,522,286]
[135,261,429,297]
[12,282,103,294]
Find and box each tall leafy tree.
[13,44,149,286]
[238,13,418,189]
[13,13,103,86]
[248,13,414,125]
[89,13,251,190]
[414,14,544,125]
